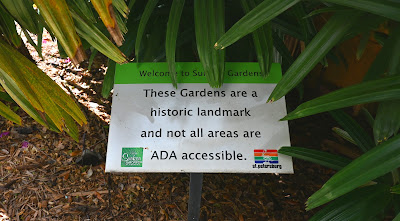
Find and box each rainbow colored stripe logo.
[254,149,278,164]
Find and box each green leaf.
[166,0,185,88]
[372,28,400,144]
[306,134,400,210]
[215,0,300,50]
[0,100,21,124]
[394,212,400,221]
[363,34,395,81]
[67,0,97,23]
[392,184,400,194]
[240,0,273,77]
[387,29,400,77]
[278,146,351,170]
[0,0,42,34]
[135,0,159,62]
[0,91,13,102]
[194,0,225,88]
[330,110,374,152]
[323,0,400,22]
[282,75,400,120]
[268,11,362,102]
[112,0,130,19]
[271,18,304,41]
[0,4,22,48]
[33,0,86,64]
[304,6,350,18]
[374,101,400,144]
[309,184,391,220]
[88,48,98,71]
[102,60,116,98]
[271,31,294,72]
[22,28,43,58]
[361,107,374,127]
[291,3,317,44]
[70,10,127,64]
[356,32,370,60]
[114,8,128,35]
[142,19,166,62]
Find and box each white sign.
[106,62,293,173]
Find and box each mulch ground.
[0,31,355,220]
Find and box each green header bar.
[115,62,282,84]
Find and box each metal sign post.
[188,173,204,221]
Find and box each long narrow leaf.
[166,0,185,88]
[194,0,225,88]
[70,10,127,64]
[309,184,391,219]
[102,60,116,98]
[291,3,317,44]
[306,134,400,210]
[371,28,400,143]
[101,8,140,98]
[58,106,79,141]
[374,101,400,144]
[67,0,97,23]
[271,31,294,72]
[271,18,304,41]
[22,28,42,58]
[0,0,41,34]
[356,32,370,60]
[268,11,362,102]
[0,69,48,127]
[215,0,300,50]
[363,29,399,81]
[240,0,273,77]
[135,0,159,62]
[330,110,374,152]
[282,76,400,120]
[33,0,86,64]
[0,39,86,131]
[278,146,351,170]
[0,100,21,124]
[112,0,130,19]
[323,0,400,22]
[91,0,124,46]
[0,4,22,48]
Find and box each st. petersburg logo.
[253,149,282,169]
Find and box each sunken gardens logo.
[253,149,282,169]
[121,147,143,167]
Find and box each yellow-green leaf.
[0,100,21,125]
[70,10,127,64]
[91,0,124,46]
[33,0,86,64]
[0,39,86,132]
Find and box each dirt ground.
[0,32,356,220]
